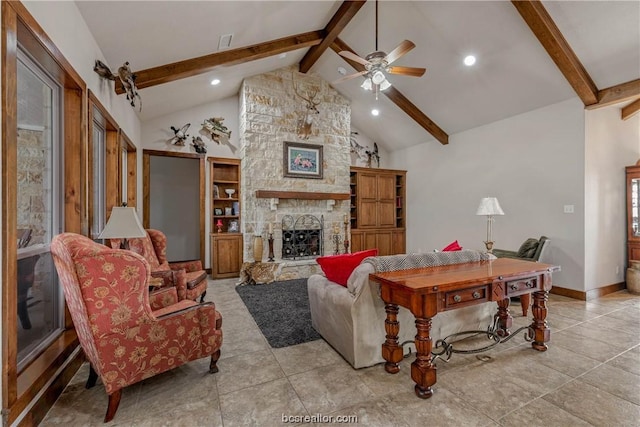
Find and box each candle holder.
[332,233,343,255]
[268,233,275,262]
[343,218,350,254]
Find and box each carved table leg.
[495,298,513,337]
[412,317,436,398]
[382,303,403,374]
[530,290,551,351]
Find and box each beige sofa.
[307,250,497,369]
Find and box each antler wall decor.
[292,75,321,140]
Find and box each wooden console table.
[369,258,559,399]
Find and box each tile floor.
[41,279,640,426]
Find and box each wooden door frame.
[143,149,205,266]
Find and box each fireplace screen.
[281,214,324,260]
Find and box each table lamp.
[476,197,504,253]
[98,206,146,249]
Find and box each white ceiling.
[75,0,640,152]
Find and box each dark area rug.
[235,278,321,348]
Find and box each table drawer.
[506,276,538,295]
[444,285,488,309]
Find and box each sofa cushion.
[316,249,378,286]
[517,238,539,259]
[442,240,462,251]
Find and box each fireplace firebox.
[281,214,324,260]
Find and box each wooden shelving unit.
[349,166,406,256]
[208,157,243,278]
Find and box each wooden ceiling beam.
[512,0,599,106]
[299,0,366,73]
[587,79,640,110]
[331,38,449,145]
[116,30,326,93]
[621,98,640,120]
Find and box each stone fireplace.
[239,65,351,279]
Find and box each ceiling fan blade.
[384,40,416,65]
[387,66,426,77]
[332,70,368,85]
[338,50,371,66]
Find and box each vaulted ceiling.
[76,0,640,151]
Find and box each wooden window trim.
[119,130,137,209]
[2,1,86,425]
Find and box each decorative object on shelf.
[169,123,190,146]
[117,61,142,111]
[232,202,240,216]
[365,142,380,168]
[93,60,116,81]
[228,220,239,233]
[292,76,321,140]
[201,117,231,142]
[224,207,233,216]
[476,197,505,253]
[213,184,220,199]
[268,233,275,262]
[253,235,264,262]
[283,141,323,179]
[225,188,236,199]
[191,136,207,154]
[331,223,343,255]
[343,214,350,254]
[216,219,223,233]
[97,205,146,250]
[214,208,223,216]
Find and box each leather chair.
[110,229,208,302]
[493,236,551,316]
[51,233,222,422]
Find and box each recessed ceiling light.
[464,55,476,66]
[371,109,380,116]
[278,53,287,59]
[210,78,221,86]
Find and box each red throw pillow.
[442,240,462,251]
[316,249,378,286]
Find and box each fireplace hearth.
[281,214,324,260]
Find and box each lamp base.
[483,241,494,253]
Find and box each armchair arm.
[169,260,203,273]
[149,286,179,311]
[492,249,519,258]
[151,269,187,300]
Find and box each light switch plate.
[564,205,575,213]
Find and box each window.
[90,116,106,238]
[16,49,64,369]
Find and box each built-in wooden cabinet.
[626,165,640,266]
[350,167,406,256]
[209,157,243,278]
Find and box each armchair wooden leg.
[521,293,531,317]
[200,291,206,303]
[209,349,221,374]
[86,364,98,389]
[104,389,122,423]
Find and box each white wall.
[389,98,585,289]
[584,105,640,291]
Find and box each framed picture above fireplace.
[283,141,323,179]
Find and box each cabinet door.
[359,200,379,228]
[350,230,364,253]
[211,234,243,278]
[358,173,378,200]
[375,231,394,256]
[378,200,396,227]
[392,230,406,255]
[377,174,396,200]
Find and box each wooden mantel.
[255,190,350,200]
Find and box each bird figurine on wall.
[93,60,116,81]
[350,131,367,162]
[191,136,207,154]
[169,123,190,146]
[117,61,142,112]
[365,142,380,168]
[201,117,231,143]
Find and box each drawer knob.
[526,281,535,288]
[472,291,481,299]
[510,284,518,291]
[453,295,462,303]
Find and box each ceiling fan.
[333,0,426,98]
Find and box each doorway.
[143,150,205,264]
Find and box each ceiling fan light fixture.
[379,79,391,91]
[371,70,386,85]
[361,78,373,91]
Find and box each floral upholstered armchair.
[51,233,223,423]
[110,229,208,303]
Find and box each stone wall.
[17,128,48,244]
[239,65,351,269]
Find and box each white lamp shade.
[97,207,146,239]
[476,197,505,216]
